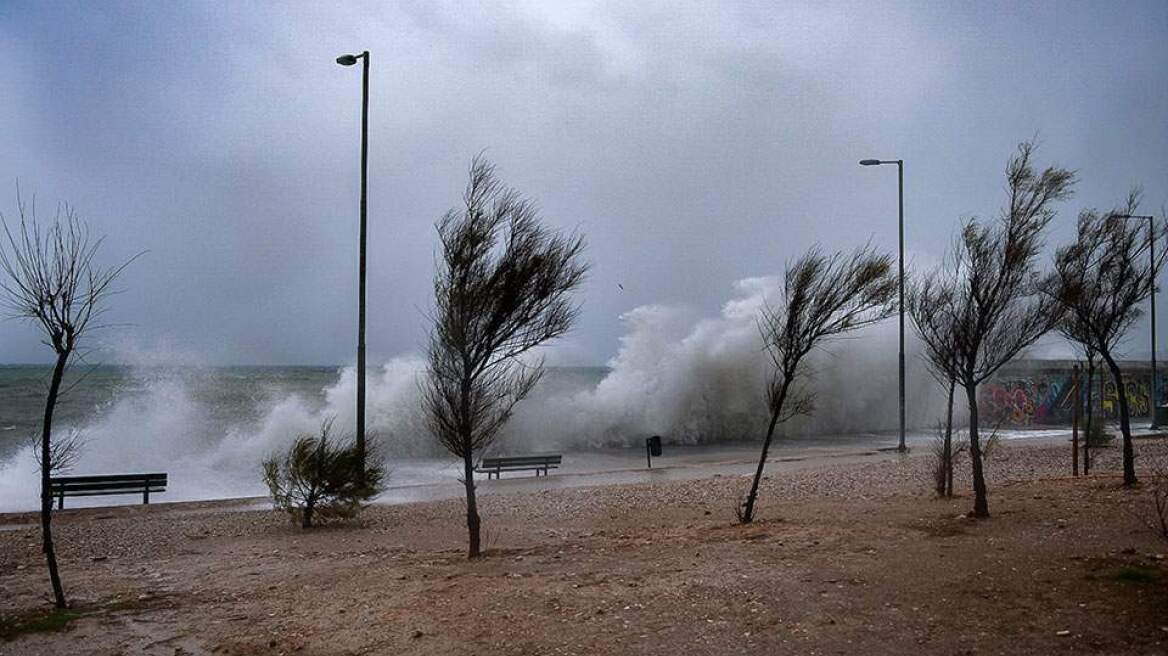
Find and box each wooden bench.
[475,455,562,480]
[49,473,167,509]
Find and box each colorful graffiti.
[982,376,1072,426]
[1101,379,1150,419]
[982,368,1168,426]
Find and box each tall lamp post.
[1115,213,1159,430]
[337,50,370,466]
[860,158,906,452]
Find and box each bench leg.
[58,494,63,510]
[144,488,150,505]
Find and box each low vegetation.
[262,419,385,528]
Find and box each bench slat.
[51,474,167,485]
[53,483,168,493]
[480,456,561,465]
[56,488,168,498]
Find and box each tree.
[919,141,1074,518]
[908,249,963,497]
[422,157,587,558]
[739,245,896,523]
[0,192,136,608]
[1045,191,1166,487]
[262,419,385,529]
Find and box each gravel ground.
[1,437,1166,655]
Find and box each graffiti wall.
[981,362,1168,426]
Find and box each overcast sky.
[1,1,1166,366]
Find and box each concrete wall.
[981,359,1167,426]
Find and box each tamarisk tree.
[423,157,587,558]
[0,193,135,608]
[1045,191,1166,487]
[920,141,1073,518]
[739,245,896,523]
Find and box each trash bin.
[648,435,662,457]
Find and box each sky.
[0,1,1166,366]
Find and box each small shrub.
[0,608,82,641]
[1085,419,1114,447]
[262,419,385,528]
[930,424,968,498]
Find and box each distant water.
[0,365,342,463]
[0,363,612,511]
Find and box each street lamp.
[860,158,906,452]
[337,50,370,466]
[1114,213,1159,430]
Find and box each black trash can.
[648,435,663,457]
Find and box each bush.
[1085,418,1114,447]
[262,419,385,528]
[930,424,968,498]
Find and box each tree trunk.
[741,410,782,524]
[965,382,989,518]
[1072,367,1079,477]
[463,452,481,558]
[1084,362,1094,475]
[301,498,314,529]
[41,351,69,609]
[1103,355,1137,487]
[944,378,955,498]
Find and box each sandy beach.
[2,437,1167,655]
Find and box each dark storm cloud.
[1,1,1166,365]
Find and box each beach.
[2,437,1167,655]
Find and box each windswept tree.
[739,245,896,523]
[0,192,136,608]
[423,157,587,558]
[1045,191,1166,487]
[920,141,1074,518]
[908,249,962,497]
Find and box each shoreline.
[8,425,1152,524]
[0,430,1045,525]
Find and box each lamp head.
[859,159,882,166]
[336,54,359,66]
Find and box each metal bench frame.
[49,473,168,509]
[475,455,562,480]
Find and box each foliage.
[1084,418,1112,447]
[914,140,1074,518]
[0,609,82,641]
[422,156,587,557]
[739,245,896,523]
[1044,188,1166,486]
[262,419,385,529]
[931,424,968,497]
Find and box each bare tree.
[1045,190,1166,487]
[738,245,896,523]
[422,157,587,558]
[909,249,963,497]
[0,192,136,608]
[920,141,1074,518]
